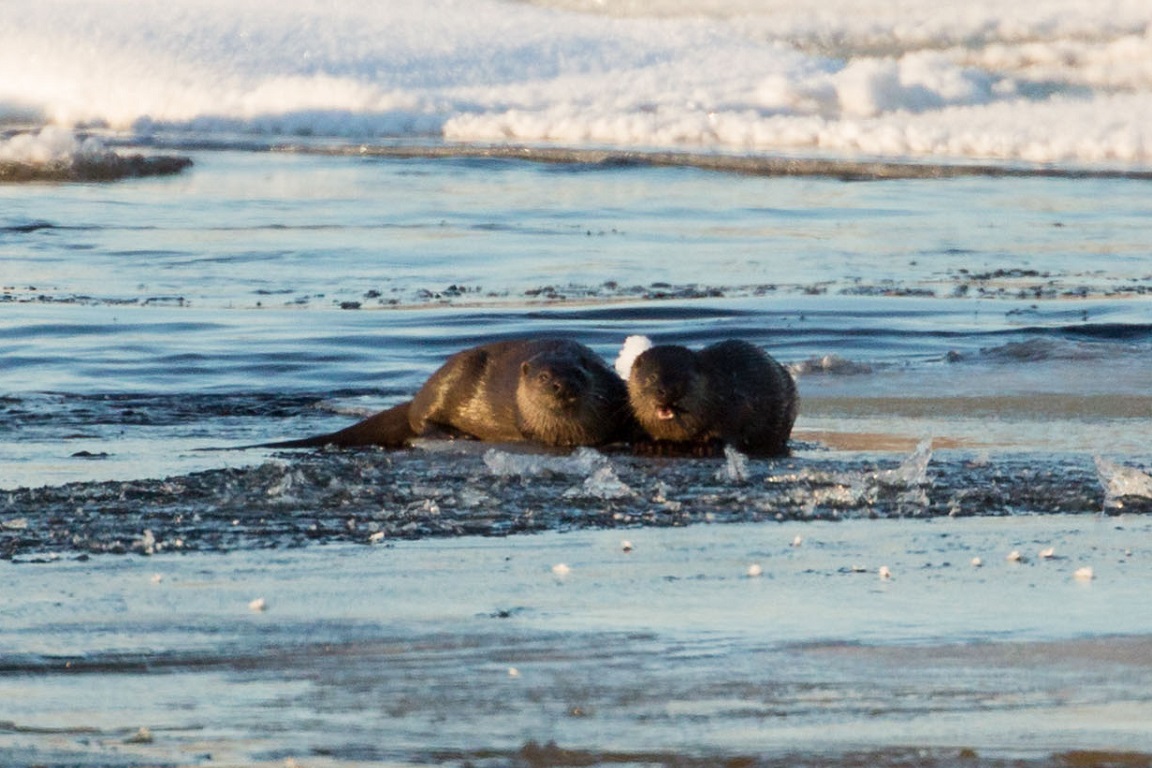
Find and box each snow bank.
[3,0,1150,166]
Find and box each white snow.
[614,335,653,380]
[3,0,1151,166]
[0,126,109,164]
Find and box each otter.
[627,339,797,456]
[259,339,634,449]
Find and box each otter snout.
[648,387,680,420]
[549,376,579,404]
[646,381,687,421]
[522,360,586,410]
[626,345,712,442]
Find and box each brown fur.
[627,339,797,456]
[259,339,634,449]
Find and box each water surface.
[1,149,1151,768]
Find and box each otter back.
[256,338,631,450]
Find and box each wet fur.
[259,339,633,449]
[627,339,797,456]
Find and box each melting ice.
[483,448,637,500]
[769,439,936,517]
[483,446,609,478]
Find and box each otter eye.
[645,373,659,387]
[537,372,551,384]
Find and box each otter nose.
[552,379,571,397]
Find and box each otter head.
[627,345,710,442]
[519,355,586,410]
[516,351,602,446]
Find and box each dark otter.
[627,339,797,456]
[260,339,634,449]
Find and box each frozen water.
[566,463,636,500]
[4,0,1152,167]
[789,354,874,377]
[771,439,935,516]
[483,446,608,477]
[874,438,934,488]
[715,445,751,483]
[5,517,1152,765]
[1095,456,1152,510]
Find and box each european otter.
[627,339,797,456]
[260,339,634,449]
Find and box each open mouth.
[655,405,677,421]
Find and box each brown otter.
[259,339,634,449]
[627,339,797,456]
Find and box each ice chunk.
[614,335,653,379]
[1095,457,1152,510]
[123,727,153,745]
[262,462,298,498]
[874,438,933,488]
[773,439,934,516]
[788,354,873,377]
[566,465,635,500]
[137,529,156,556]
[715,445,750,483]
[484,446,607,477]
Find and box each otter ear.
[521,362,531,376]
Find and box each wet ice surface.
[4,440,1151,560]
[6,433,1148,767]
[6,435,1151,768]
[3,512,1152,768]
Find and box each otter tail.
[253,402,416,449]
